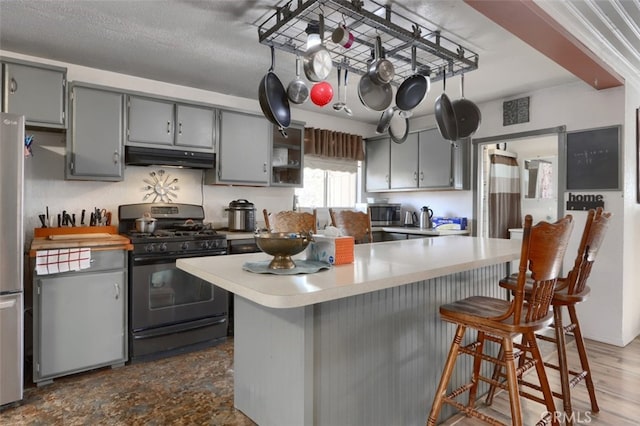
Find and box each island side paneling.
[234,263,507,426]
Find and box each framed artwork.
[566,125,621,191]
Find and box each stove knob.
[159,242,167,252]
[145,243,155,253]
[200,241,210,249]
[181,241,189,250]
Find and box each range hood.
[125,146,214,169]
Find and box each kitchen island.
[177,236,521,426]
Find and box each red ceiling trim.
[464,0,624,90]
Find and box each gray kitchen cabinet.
[1,58,66,128]
[66,83,124,181]
[206,109,270,186]
[365,136,391,191]
[127,95,215,151]
[33,250,127,385]
[390,132,419,189]
[418,128,453,189]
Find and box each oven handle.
[132,316,227,340]
[132,250,227,265]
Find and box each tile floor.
[0,338,256,425]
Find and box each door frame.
[471,126,566,237]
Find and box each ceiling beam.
[464,0,624,90]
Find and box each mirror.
[524,157,555,199]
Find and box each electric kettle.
[404,211,418,227]
[419,206,433,229]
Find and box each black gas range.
[118,203,228,363]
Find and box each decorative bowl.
[255,231,313,269]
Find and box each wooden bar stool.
[426,215,574,426]
[487,208,611,424]
[263,209,317,234]
[328,208,373,244]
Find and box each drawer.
[34,249,126,276]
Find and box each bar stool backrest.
[329,208,373,244]
[511,214,574,325]
[263,209,317,234]
[567,207,612,295]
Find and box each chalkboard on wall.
[566,126,620,191]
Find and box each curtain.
[304,127,364,162]
[489,153,522,239]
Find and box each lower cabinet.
[33,250,127,385]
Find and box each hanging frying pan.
[287,55,309,104]
[434,70,457,141]
[259,46,291,137]
[303,15,332,82]
[451,74,481,138]
[389,111,409,144]
[395,46,430,112]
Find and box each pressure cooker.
[226,199,256,232]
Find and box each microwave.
[367,203,401,226]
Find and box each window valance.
[304,128,364,162]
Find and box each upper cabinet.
[365,128,468,192]
[206,109,271,186]
[1,58,66,129]
[365,136,391,191]
[66,83,125,181]
[126,95,215,152]
[417,128,453,189]
[271,123,304,187]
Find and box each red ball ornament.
[310,81,333,107]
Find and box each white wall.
[405,81,637,345]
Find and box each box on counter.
[431,217,468,230]
[306,235,355,265]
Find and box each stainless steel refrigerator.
[0,112,24,406]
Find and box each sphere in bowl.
[255,231,313,269]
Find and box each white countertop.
[378,227,470,236]
[177,236,520,309]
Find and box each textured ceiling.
[0,0,636,125]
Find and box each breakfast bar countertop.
[177,236,520,309]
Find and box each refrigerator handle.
[2,63,9,111]
[0,298,17,310]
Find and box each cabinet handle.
[263,162,267,173]
[167,121,171,134]
[413,171,418,182]
[114,283,120,300]
[113,151,119,164]
[9,77,17,94]
[385,174,389,183]
[178,122,183,135]
[420,171,424,182]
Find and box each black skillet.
[434,71,458,141]
[259,46,291,137]
[395,46,430,112]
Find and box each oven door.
[130,254,227,332]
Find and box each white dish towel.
[36,248,91,275]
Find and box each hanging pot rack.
[257,0,479,85]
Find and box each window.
[295,157,359,208]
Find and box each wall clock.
[142,169,179,202]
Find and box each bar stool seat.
[426,214,574,426]
[487,207,611,425]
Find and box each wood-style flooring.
[1,336,639,425]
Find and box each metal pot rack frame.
[257,0,479,85]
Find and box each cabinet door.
[175,104,215,150]
[365,137,390,191]
[390,132,419,189]
[127,96,174,146]
[418,128,453,188]
[37,270,126,378]
[271,123,303,187]
[216,110,270,185]
[2,61,65,127]
[67,85,124,181]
